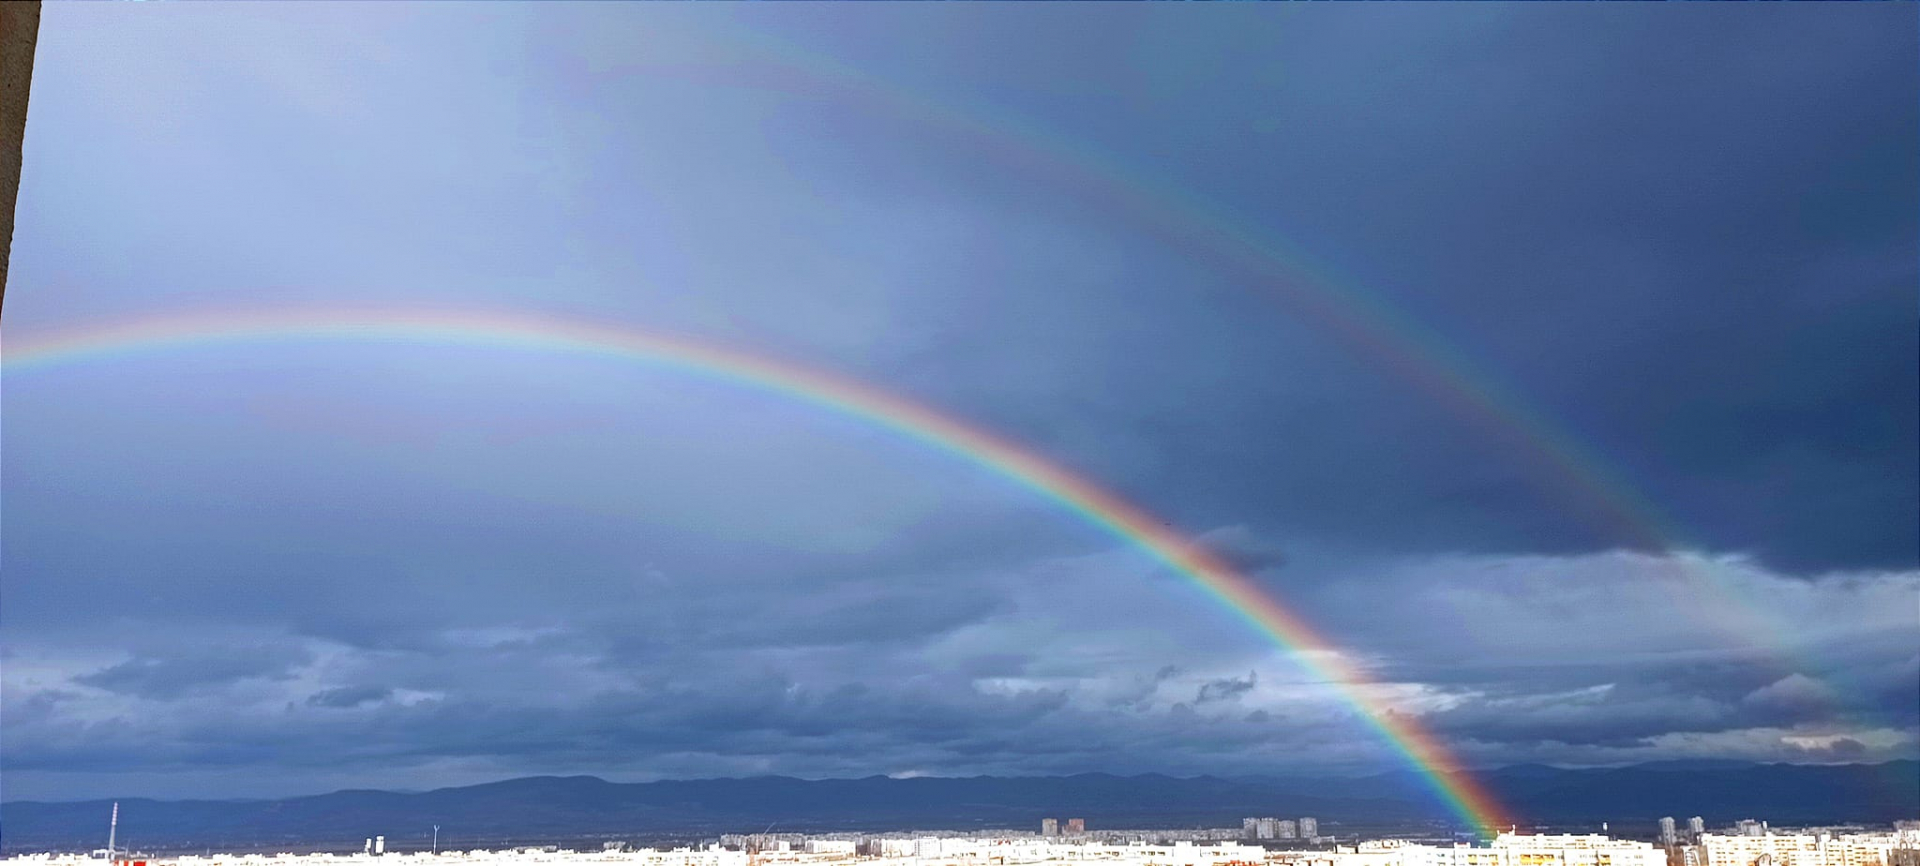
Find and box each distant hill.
[2,761,1912,854]
[1237,760,1918,823]
[1479,760,1918,823]
[0,774,1417,853]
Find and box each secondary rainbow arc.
[634,34,1874,719]
[4,308,1510,835]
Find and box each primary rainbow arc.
[4,307,1509,834]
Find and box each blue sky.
[2,4,1916,801]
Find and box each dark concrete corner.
[0,0,39,316]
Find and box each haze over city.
[2,0,1915,822]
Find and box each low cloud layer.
[6,545,1913,799]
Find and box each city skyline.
[7,814,1920,860]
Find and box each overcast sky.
[3,4,1916,803]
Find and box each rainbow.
[647,26,1681,558]
[640,35,1912,758]
[2,307,1510,834]
[603,31,1820,665]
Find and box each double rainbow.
[624,28,1844,688]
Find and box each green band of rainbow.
[4,308,1509,834]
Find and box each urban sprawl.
[9,816,1917,866]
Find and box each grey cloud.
[952,653,1033,679]
[1408,662,1913,752]
[1195,672,1256,705]
[1787,738,1870,760]
[1106,666,1183,712]
[1419,683,1737,749]
[1742,675,1832,716]
[73,647,313,701]
[306,685,394,709]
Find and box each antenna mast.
[108,802,120,860]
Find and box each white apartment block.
[1703,832,1920,866]
[1397,834,1666,866]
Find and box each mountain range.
[3,761,1913,854]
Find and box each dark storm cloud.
[726,4,1919,574]
[2,3,1915,800]
[4,664,1364,784]
[9,4,1913,578]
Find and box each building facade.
[1703,832,1920,866]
